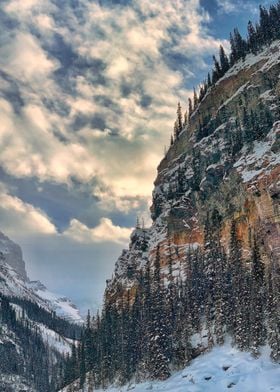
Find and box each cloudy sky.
[0,0,272,313]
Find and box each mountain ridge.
[0,230,83,324]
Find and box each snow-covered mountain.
[0,230,84,391]
[0,230,83,324]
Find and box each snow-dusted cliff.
[0,231,83,324]
[0,231,27,280]
[105,39,280,304]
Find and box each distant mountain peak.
[0,230,83,324]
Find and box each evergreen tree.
[228,219,246,345]
[219,45,229,75]
[174,120,179,140]
[188,98,193,120]
[233,28,247,61]
[259,5,272,45]
[247,21,258,54]
[78,338,86,388]
[177,102,183,134]
[147,246,170,380]
[267,254,280,362]
[250,236,266,356]
[193,88,198,109]
[207,72,212,88]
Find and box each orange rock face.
[105,42,280,307]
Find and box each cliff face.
[105,40,280,304]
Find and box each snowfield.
[64,344,280,392]
[107,346,280,392]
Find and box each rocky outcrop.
[105,40,280,306]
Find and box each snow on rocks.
[28,280,83,324]
[234,122,280,183]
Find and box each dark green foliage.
[147,246,170,380]
[9,296,81,339]
[219,46,230,75]
[0,294,70,392]
[266,254,280,362]
[242,103,274,142]
[174,102,183,141]
[247,21,258,54]
[191,149,202,191]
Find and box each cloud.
[216,0,236,13]
[0,0,226,235]
[0,32,58,83]
[64,218,133,245]
[216,0,261,15]
[0,181,134,246]
[0,184,56,235]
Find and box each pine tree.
[219,45,229,75]
[207,72,212,88]
[247,21,258,54]
[174,120,179,140]
[250,236,266,357]
[147,246,170,380]
[177,102,183,134]
[259,5,272,45]
[191,148,202,191]
[193,88,198,109]
[229,32,237,65]
[228,219,247,347]
[78,339,86,388]
[188,97,193,120]
[267,254,280,362]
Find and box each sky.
[0,0,273,314]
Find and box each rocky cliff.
[105,39,280,307]
[0,231,28,280]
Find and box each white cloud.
[0,32,58,83]
[0,186,56,236]
[0,0,226,218]
[217,0,236,12]
[216,0,260,15]
[64,218,133,245]
[5,0,41,14]
[0,182,133,245]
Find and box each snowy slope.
[27,280,83,324]
[11,302,73,355]
[0,262,83,324]
[62,344,280,392]
[0,230,83,324]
